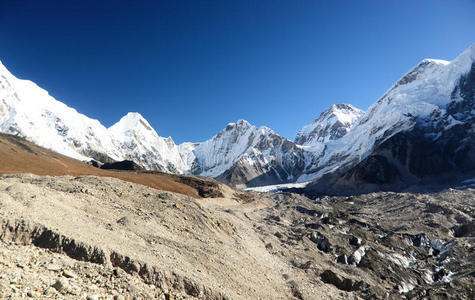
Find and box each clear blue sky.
[0,0,474,143]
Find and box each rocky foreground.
[0,174,473,299]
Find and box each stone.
[320,270,358,292]
[164,293,174,300]
[309,232,331,253]
[46,264,62,272]
[63,270,76,278]
[336,254,348,264]
[349,236,361,246]
[117,217,130,226]
[52,278,69,293]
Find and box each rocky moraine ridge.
[0,174,473,299]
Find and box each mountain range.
[1,43,474,190]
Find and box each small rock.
[164,293,174,300]
[113,295,125,300]
[349,236,362,246]
[87,295,99,300]
[336,254,348,264]
[52,278,69,293]
[116,216,130,226]
[46,264,62,272]
[320,270,352,291]
[63,270,76,278]
[309,232,331,253]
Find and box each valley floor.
[0,173,473,299]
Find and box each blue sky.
[0,0,474,143]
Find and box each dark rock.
[304,223,322,230]
[100,160,144,171]
[87,160,102,168]
[320,270,361,292]
[309,232,331,253]
[433,268,449,282]
[410,233,430,247]
[295,206,319,217]
[452,222,475,237]
[116,217,130,226]
[349,235,361,246]
[171,175,224,198]
[336,254,348,264]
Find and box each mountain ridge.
[1,43,474,189]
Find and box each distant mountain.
[1,43,474,190]
[295,104,363,147]
[0,62,187,173]
[108,112,187,172]
[304,43,475,195]
[188,120,308,188]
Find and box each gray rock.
[309,232,331,253]
[52,278,69,292]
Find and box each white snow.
[0,43,474,186]
[295,43,475,182]
[245,182,309,193]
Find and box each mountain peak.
[109,112,154,134]
[226,119,251,128]
[295,103,364,146]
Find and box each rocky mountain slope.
[304,44,475,195]
[295,104,363,147]
[0,173,473,299]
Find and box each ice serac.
[295,104,363,147]
[108,112,186,173]
[305,43,475,194]
[188,120,308,188]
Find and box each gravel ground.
[0,173,473,299]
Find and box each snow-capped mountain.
[1,43,474,190]
[304,43,475,194]
[109,112,187,173]
[0,61,186,173]
[315,44,474,173]
[295,104,363,147]
[0,61,121,163]
[187,120,308,187]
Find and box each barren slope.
[0,133,226,199]
[0,172,472,299]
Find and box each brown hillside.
[0,133,221,198]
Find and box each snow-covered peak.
[303,43,475,182]
[295,103,363,146]
[109,112,155,135]
[190,119,287,177]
